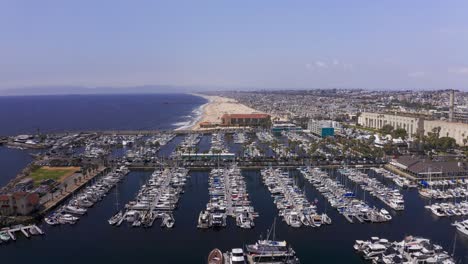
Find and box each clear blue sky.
[1,0,467,91]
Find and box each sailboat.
[108,183,123,225]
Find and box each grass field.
[29,166,80,185]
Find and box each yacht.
[286,211,302,228]
[380,209,392,221]
[211,212,227,227]
[363,243,387,260]
[162,213,175,228]
[108,210,123,225]
[321,213,332,225]
[64,205,87,215]
[236,213,254,229]
[198,211,210,228]
[245,240,300,264]
[419,188,433,199]
[224,248,247,264]
[452,219,468,237]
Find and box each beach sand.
[190,94,263,130]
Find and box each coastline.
[173,94,212,131]
[187,93,263,131]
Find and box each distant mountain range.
[0,85,207,96]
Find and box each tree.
[437,137,456,151]
[380,124,394,135]
[393,128,407,140]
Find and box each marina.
[44,166,129,226]
[120,167,189,228]
[1,167,468,262]
[354,235,455,263]
[298,167,391,224]
[339,168,405,211]
[261,167,331,228]
[198,165,257,229]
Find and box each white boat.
[108,211,123,225]
[452,219,468,237]
[64,205,87,215]
[286,211,302,228]
[380,209,392,221]
[162,214,175,228]
[363,243,387,260]
[198,211,210,228]
[226,248,246,264]
[321,213,332,225]
[0,231,11,242]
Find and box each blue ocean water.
[0,93,207,136]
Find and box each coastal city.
[2,1,468,263]
[0,89,467,263]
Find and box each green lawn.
[29,166,79,185]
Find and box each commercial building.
[389,156,467,180]
[271,123,302,135]
[358,112,468,145]
[424,120,468,146]
[0,192,40,216]
[221,113,271,127]
[307,120,335,138]
[358,112,424,138]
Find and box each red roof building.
[221,113,271,127]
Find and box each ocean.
[0,93,207,135]
[0,94,467,263]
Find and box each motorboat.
[208,248,224,264]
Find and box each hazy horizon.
[1,1,468,92]
[1,85,466,96]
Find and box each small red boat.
[207,248,224,264]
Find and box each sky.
[1,0,468,92]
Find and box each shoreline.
[187,93,263,131]
[173,94,212,131]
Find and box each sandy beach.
[190,94,263,130]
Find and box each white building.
[358,112,468,145]
[358,112,424,139]
[424,120,468,146]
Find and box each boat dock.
[40,166,109,215]
[262,167,330,227]
[0,225,44,242]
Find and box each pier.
[2,225,44,242]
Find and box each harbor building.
[307,120,335,138]
[389,156,467,180]
[424,120,468,146]
[358,112,468,145]
[0,192,40,216]
[357,112,424,138]
[271,123,302,135]
[221,113,271,127]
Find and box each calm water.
[0,147,33,187]
[2,168,468,263]
[0,94,207,135]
